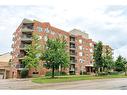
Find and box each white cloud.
[114,45,127,59]
[0,1,127,59]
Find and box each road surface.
[1,78,127,90]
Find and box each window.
[90,55,93,60]
[79,39,82,44]
[90,49,93,53]
[90,43,93,47]
[45,28,50,33]
[79,59,84,63]
[37,26,43,32]
[79,52,83,56]
[33,72,39,74]
[51,31,55,35]
[79,46,83,50]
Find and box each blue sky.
[0,1,127,58]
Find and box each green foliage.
[42,38,70,78]
[20,68,28,78]
[93,41,103,73]
[45,71,67,76]
[115,55,127,72]
[103,46,114,73]
[22,34,42,69]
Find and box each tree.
[115,55,127,75]
[103,55,114,73]
[41,38,70,78]
[115,55,125,72]
[93,41,103,74]
[103,46,114,73]
[22,34,42,73]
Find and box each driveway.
[1,78,127,90]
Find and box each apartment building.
[69,29,95,75]
[11,18,95,78]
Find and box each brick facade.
[11,18,95,78]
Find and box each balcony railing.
[70,60,77,64]
[69,68,75,71]
[70,52,77,55]
[70,45,76,49]
[18,54,25,59]
[11,44,14,48]
[21,36,32,41]
[21,27,34,32]
[15,64,25,70]
[70,39,75,43]
[70,36,75,43]
[20,44,29,49]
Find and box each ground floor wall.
[10,66,95,78]
[0,69,10,79]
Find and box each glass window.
[79,59,84,63]
[37,26,43,32]
[90,49,93,53]
[79,52,83,56]
[45,28,50,33]
[79,46,83,50]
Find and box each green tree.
[103,55,114,73]
[115,55,125,72]
[41,38,70,78]
[22,34,42,73]
[103,46,114,73]
[115,55,127,75]
[93,41,103,75]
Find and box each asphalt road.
[1,78,127,90]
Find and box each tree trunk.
[52,63,55,78]
[125,69,127,76]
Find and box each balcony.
[70,50,77,56]
[70,35,75,43]
[12,37,15,41]
[18,53,25,59]
[11,44,14,48]
[70,60,77,64]
[70,39,75,43]
[70,45,76,49]
[21,24,34,32]
[21,35,32,42]
[69,68,75,71]
[20,44,29,50]
[16,64,25,70]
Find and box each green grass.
[32,74,127,83]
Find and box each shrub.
[45,71,67,76]
[20,68,28,78]
[80,71,87,75]
[98,72,108,76]
[109,71,124,75]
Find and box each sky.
[0,0,127,59]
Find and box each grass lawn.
[32,74,127,83]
